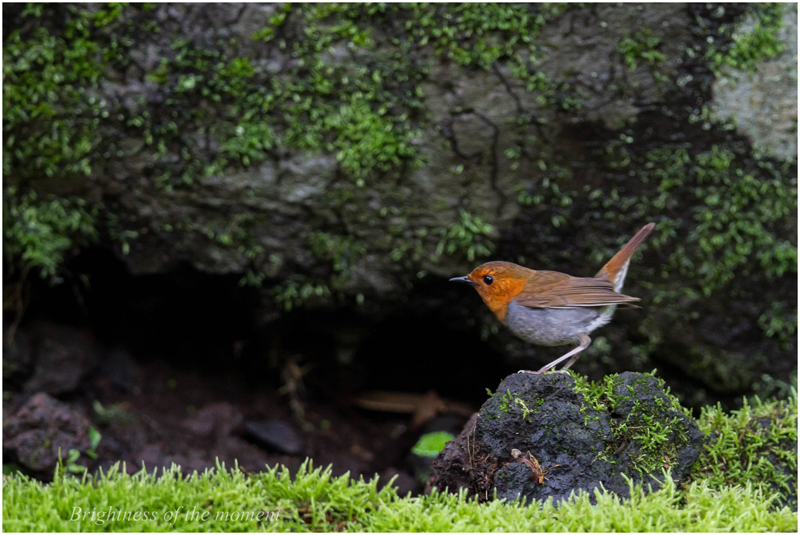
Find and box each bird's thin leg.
[518,334,591,374]
[558,333,592,371]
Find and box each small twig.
[467,418,478,471]
[738,419,755,443]
[278,354,313,429]
[511,449,561,486]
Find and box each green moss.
[707,3,787,73]
[92,401,136,427]
[572,372,693,475]
[516,164,573,231]
[208,214,265,257]
[139,5,427,191]
[2,4,128,283]
[498,389,512,414]
[401,3,567,73]
[307,232,367,275]
[435,209,495,263]
[758,302,797,350]
[572,373,621,413]
[635,144,797,299]
[266,231,371,306]
[488,387,546,424]
[692,393,797,508]
[512,397,536,422]
[616,28,666,71]
[3,5,120,183]
[272,275,333,312]
[3,188,98,283]
[3,460,796,531]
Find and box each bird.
[450,223,655,373]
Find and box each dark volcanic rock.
[430,372,704,505]
[3,393,92,474]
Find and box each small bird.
[450,223,655,373]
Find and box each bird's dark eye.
[483,275,494,285]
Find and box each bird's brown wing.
[514,271,640,309]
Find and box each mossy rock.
[430,372,704,505]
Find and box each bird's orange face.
[450,261,529,322]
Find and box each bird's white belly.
[505,301,617,346]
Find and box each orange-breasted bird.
[450,223,655,373]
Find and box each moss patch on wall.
[2,3,571,288]
[3,4,124,283]
[705,3,788,73]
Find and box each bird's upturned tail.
[595,223,655,292]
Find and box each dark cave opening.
[16,245,510,406]
[8,246,519,487]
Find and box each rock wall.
[3,4,796,405]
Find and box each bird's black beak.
[450,276,478,286]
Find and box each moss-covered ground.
[692,395,798,509]
[4,385,796,531]
[3,461,796,532]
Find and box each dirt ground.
[3,318,474,496]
